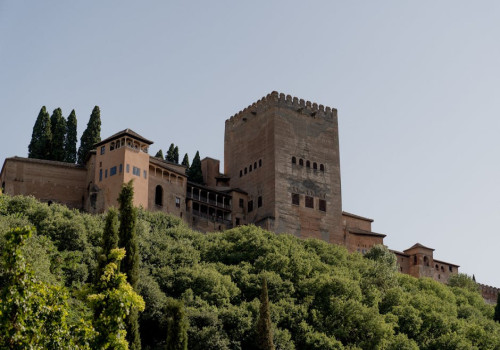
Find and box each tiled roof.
[94,128,153,147]
[404,243,435,252]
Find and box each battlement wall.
[478,283,500,305]
[226,91,337,127]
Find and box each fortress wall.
[148,165,186,218]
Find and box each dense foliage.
[50,108,67,162]
[65,109,78,163]
[1,194,499,349]
[28,106,52,160]
[187,151,203,184]
[77,106,101,164]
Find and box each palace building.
[2,91,496,301]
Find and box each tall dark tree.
[187,151,203,184]
[256,278,275,350]
[166,299,188,350]
[28,106,52,159]
[495,293,500,323]
[77,106,101,165]
[49,108,67,161]
[117,180,141,349]
[166,143,175,162]
[181,153,189,168]
[173,146,179,164]
[155,149,164,159]
[64,109,78,163]
[96,208,119,285]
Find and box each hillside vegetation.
[0,194,499,349]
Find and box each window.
[320,164,325,171]
[305,196,314,208]
[110,166,117,176]
[143,170,147,179]
[413,256,417,264]
[99,162,102,168]
[133,166,140,176]
[155,185,163,206]
[424,256,429,266]
[126,164,130,173]
[306,160,310,168]
[441,266,444,272]
[292,157,296,164]
[100,146,105,155]
[240,170,242,177]
[119,164,123,173]
[259,159,262,167]
[236,218,240,226]
[105,169,108,178]
[449,266,453,272]
[249,165,252,172]
[248,200,253,212]
[258,196,262,208]
[110,142,115,151]
[292,193,300,205]
[99,169,102,182]
[244,167,247,174]
[175,197,180,208]
[239,198,244,208]
[435,264,439,270]
[313,162,317,170]
[319,199,326,212]
[299,159,304,166]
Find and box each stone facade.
[2,91,496,299]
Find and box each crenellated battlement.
[226,91,337,126]
[477,283,500,304]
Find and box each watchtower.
[224,92,343,243]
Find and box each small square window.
[305,196,314,208]
[319,199,326,212]
[292,193,300,205]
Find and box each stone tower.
[224,91,343,244]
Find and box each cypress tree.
[96,208,119,285]
[64,109,78,163]
[155,149,164,159]
[166,143,175,162]
[495,293,500,322]
[187,151,203,184]
[117,180,141,349]
[181,153,190,168]
[166,299,188,350]
[28,106,52,159]
[256,278,275,350]
[173,146,179,164]
[49,108,67,161]
[77,106,101,164]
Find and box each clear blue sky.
[1,1,499,286]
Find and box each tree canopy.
[65,109,78,163]
[28,106,52,159]
[77,106,101,164]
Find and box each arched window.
[292,157,296,164]
[423,256,429,266]
[313,162,317,170]
[320,164,325,171]
[306,160,310,168]
[155,185,163,206]
[413,256,417,264]
[299,159,304,166]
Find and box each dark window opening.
[292,193,300,205]
[155,185,163,206]
[110,166,117,176]
[99,169,102,182]
[239,198,244,208]
[424,256,429,266]
[435,264,439,270]
[105,169,108,178]
[119,164,123,173]
[313,162,317,170]
[175,197,180,208]
[441,266,444,272]
[249,165,252,172]
[413,256,417,264]
[306,160,310,168]
[292,157,296,164]
[110,142,115,151]
[305,196,314,208]
[244,167,247,174]
[449,266,453,272]
[240,170,242,177]
[319,199,326,212]
[248,200,253,212]
[133,166,140,176]
[100,146,105,155]
[236,218,241,226]
[320,164,325,171]
[254,162,257,169]
[258,196,262,208]
[299,159,304,166]
[259,159,262,167]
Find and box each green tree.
[77,106,101,164]
[117,181,141,349]
[155,149,164,159]
[96,208,119,285]
[166,143,175,162]
[256,277,275,350]
[89,248,145,350]
[187,151,203,183]
[65,109,78,163]
[173,146,179,164]
[494,293,500,322]
[28,106,52,159]
[181,153,190,168]
[166,299,189,350]
[50,108,67,161]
